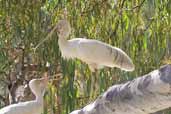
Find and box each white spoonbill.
[0,77,48,114]
[56,20,135,72]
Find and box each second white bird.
[56,20,135,72]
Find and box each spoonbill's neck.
[58,35,70,52]
[58,36,68,45]
[58,36,78,59]
[35,94,44,103]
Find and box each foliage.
[0,0,171,114]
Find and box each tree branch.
[123,0,146,11]
[70,64,171,114]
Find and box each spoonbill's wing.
[75,39,134,71]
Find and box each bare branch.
[123,0,146,11]
[70,64,171,114]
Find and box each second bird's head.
[29,76,48,97]
[56,20,71,39]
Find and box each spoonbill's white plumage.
[56,20,135,72]
[0,77,48,114]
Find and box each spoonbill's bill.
[56,20,135,72]
[0,77,48,114]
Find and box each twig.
[81,0,107,16]
[123,0,146,11]
[0,95,6,103]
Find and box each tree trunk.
[70,64,171,114]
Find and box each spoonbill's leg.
[87,63,101,97]
[88,63,104,72]
[88,63,98,72]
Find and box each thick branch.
[70,64,171,114]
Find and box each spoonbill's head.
[56,20,71,39]
[29,76,48,97]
